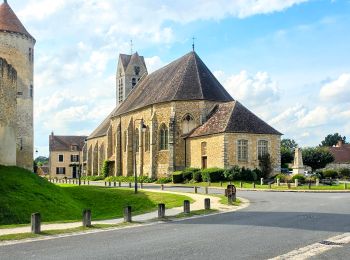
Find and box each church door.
[202,156,207,169]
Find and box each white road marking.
[270,233,350,260]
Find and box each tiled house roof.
[49,135,87,152]
[0,1,34,40]
[114,51,233,116]
[189,101,282,138]
[329,144,350,163]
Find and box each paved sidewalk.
[0,189,245,236]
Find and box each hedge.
[172,171,183,183]
[322,169,338,179]
[201,168,225,182]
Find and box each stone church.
[85,50,282,178]
[0,1,35,170]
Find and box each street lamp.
[133,119,147,194]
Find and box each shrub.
[156,177,172,184]
[224,165,241,181]
[172,171,183,183]
[81,175,105,181]
[338,168,350,179]
[201,168,225,182]
[259,153,273,178]
[105,176,134,183]
[101,160,111,178]
[253,168,264,179]
[322,169,338,179]
[275,173,288,182]
[240,167,257,181]
[182,168,199,181]
[192,171,202,182]
[291,174,306,183]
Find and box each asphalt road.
[1,187,349,260]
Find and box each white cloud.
[145,56,165,73]
[297,106,330,128]
[18,0,67,21]
[224,70,280,106]
[320,73,350,103]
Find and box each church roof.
[189,101,282,138]
[114,51,233,116]
[119,52,146,71]
[49,134,87,152]
[87,107,118,140]
[0,1,35,40]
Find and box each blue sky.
[8,0,350,157]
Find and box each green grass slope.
[0,166,191,225]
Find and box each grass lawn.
[0,166,192,225]
[182,181,350,191]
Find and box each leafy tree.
[259,153,273,178]
[101,160,111,178]
[224,165,241,181]
[281,139,298,150]
[320,133,347,147]
[302,147,334,172]
[34,156,49,165]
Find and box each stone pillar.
[204,198,210,210]
[149,113,157,178]
[183,200,190,214]
[82,209,91,227]
[31,213,41,234]
[277,178,280,186]
[168,114,176,174]
[295,179,299,187]
[260,178,264,186]
[292,148,305,175]
[124,206,132,222]
[158,204,165,219]
[316,178,320,186]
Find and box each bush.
[259,153,273,178]
[275,173,288,182]
[182,168,200,181]
[192,171,202,182]
[253,168,264,179]
[201,168,225,182]
[240,167,257,181]
[224,165,241,181]
[105,176,134,183]
[172,171,183,183]
[291,174,306,183]
[156,177,172,184]
[322,169,338,179]
[81,175,105,181]
[101,160,112,178]
[339,168,350,179]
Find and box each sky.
[7,0,350,157]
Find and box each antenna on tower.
[130,40,133,55]
[192,36,196,52]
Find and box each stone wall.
[0,57,17,166]
[0,32,35,170]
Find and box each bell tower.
[0,1,36,170]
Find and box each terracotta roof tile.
[329,144,350,163]
[0,1,34,40]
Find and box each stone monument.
[292,147,305,175]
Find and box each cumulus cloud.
[224,70,280,106]
[145,56,165,73]
[320,73,350,103]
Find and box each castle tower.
[116,52,147,106]
[0,1,36,170]
[0,58,17,166]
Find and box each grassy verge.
[174,209,218,219]
[182,181,350,191]
[0,223,132,242]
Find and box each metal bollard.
[158,204,166,219]
[140,182,143,189]
[220,181,223,187]
[31,213,41,234]
[82,209,92,227]
[204,198,211,210]
[88,180,90,185]
[124,206,132,222]
[183,200,190,214]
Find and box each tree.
[302,147,334,172]
[259,153,273,178]
[281,139,298,166]
[320,133,347,147]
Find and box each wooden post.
[161,184,164,191]
[31,213,41,234]
[158,204,165,219]
[183,200,190,214]
[204,198,210,210]
[119,181,122,187]
[82,209,92,227]
[124,206,132,222]
[205,186,208,194]
[253,182,256,189]
[129,182,132,188]
[194,186,198,193]
[240,182,243,188]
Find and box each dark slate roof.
[189,101,282,138]
[113,51,233,116]
[119,52,146,71]
[87,107,118,140]
[329,144,350,163]
[0,1,35,40]
[49,135,87,151]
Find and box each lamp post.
[133,119,147,194]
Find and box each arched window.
[258,140,268,159]
[135,128,139,151]
[159,124,168,150]
[182,114,196,134]
[144,126,150,151]
[237,140,248,162]
[132,78,136,87]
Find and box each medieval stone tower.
[0,1,35,170]
[116,52,147,106]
